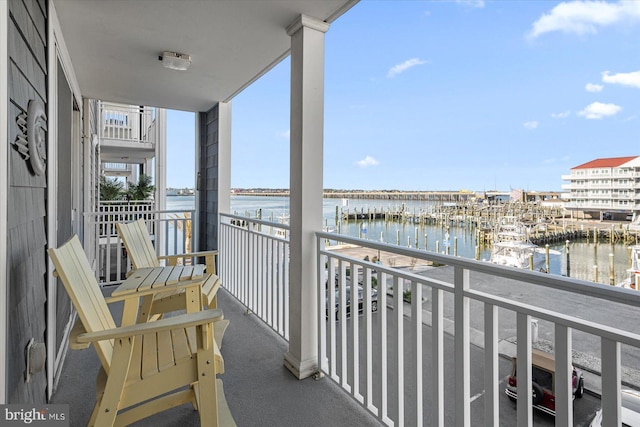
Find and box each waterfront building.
[562,156,640,221]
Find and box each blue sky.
[167,0,640,192]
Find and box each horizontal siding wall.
[7,0,47,404]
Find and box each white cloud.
[551,111,571,118]
[602,70,640,89]
[387,58,428,78]
[455,0,485,8]
[523,121,539,129]
[585,83,603,92]
[355,156,380,168]
[528,1,640,39]
[577,101,622,119]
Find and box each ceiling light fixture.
[159,51,191,71]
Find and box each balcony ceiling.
[51,0,357,112]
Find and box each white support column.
[155,108,167,212]
[217,102,232,215]
[155,108,167,255]
[0,0,8,404]
[284,14,329,379]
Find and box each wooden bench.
[49,235,236,426]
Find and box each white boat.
[617,245,640,289]
[490,217,559,271]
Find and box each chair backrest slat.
[48,236,115,371]
[117,219,160,269]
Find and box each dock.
[338,201,640,246]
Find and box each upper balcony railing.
[219,212,640,426]
[99,102,155,144]
[102,162,131,171]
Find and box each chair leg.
[195,324,219,426]
[94,338,135,426]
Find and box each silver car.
[590,389,640,427]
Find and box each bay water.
[167,195,633,286]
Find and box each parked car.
[505,349,584,416]
[590,389,640,426]
[327,286,378,319]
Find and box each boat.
[490,217,559,271]
[617,245,640,289]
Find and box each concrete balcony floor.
[51,288,381,426]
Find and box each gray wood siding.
[198,106,219,251]
[7,0,48,404]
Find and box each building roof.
[572,156,639,170]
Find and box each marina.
[168,194,640,286]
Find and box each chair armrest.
[159,250,219,273]
[69,317,90,350]
[77,309,224,343]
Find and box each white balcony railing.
[218,214,640,426]
[99,102,155,143]
[102,162,131,172]
[85,203,195,285]
[219,213,290,340]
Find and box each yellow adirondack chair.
[49,236,236,426]
[117,218,222,310]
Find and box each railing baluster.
[351,261,361,403]
[393,275,404,426]
[411,280,422,427]
[516,312,532,427]
[601,337,621,426]
[339,260,349,391]
[484,302,498,427]
[378,270,390,425]
[454,266,470,427]
[432,286,444,427]
[329,257,337,381]
[283,241,289,341]
[318,248,327,374]
[554,324,572,426]
[363,266,376,415]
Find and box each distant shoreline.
[231,189,562,201]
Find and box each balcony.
[53,211,640,426]
[98,102,157,164]
[101,162,132,177]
